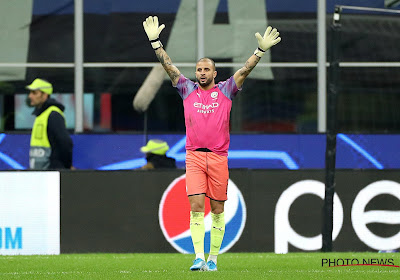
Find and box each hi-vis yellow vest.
[29,106,65,169]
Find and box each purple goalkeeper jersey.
[174,74,241,156]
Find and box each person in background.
[27,78,73,170]
[140,139,176,169]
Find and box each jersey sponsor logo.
[193,102,219,114]
[193,102,219,110]
[159,174,246,254]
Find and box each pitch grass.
[0,252,399,279]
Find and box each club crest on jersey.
[211,91,218,99]
[159,174,247,254]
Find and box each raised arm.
[154,48,181,86]
[233,26,281,89]
[143,16,181,86]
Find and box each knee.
[210,201,224,214]
[190,201,204,212]
[211,208,224,215]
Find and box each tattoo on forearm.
[239,57,260,77]
[156,51,171,66]
[155,49,180,81]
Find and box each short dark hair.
[196,57,216,70]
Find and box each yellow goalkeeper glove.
[254,26,281,58]
[143,16,165,50]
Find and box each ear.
[42,92,49,100]
[213,70,217,78]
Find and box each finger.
[146,16,151,26]
[158,24,165,34]
[269,28,278,37]
[271,31,280,40]
[154,16,159,27]
[264,26,272,38]
[143,21,147,30]
[273,37,282,45]
[255,32,262,41]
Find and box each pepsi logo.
[159,174,246,254]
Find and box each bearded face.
[195,59,217,89]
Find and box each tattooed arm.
[155,47,181,86]
[143,16,181,86]
[233,26,281,88]
[233,55,260,89]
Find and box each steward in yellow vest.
[26,78,73,169]
[140,139,176,169]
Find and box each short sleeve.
[174,74,197,100]
[218,76,241,100]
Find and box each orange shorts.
[185,150,229,201]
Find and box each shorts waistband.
[195,148,212,152]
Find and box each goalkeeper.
[143,15,281,271]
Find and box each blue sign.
[0,133,398,170]
[0,227,22,249]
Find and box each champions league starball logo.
[159,174,247,254]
